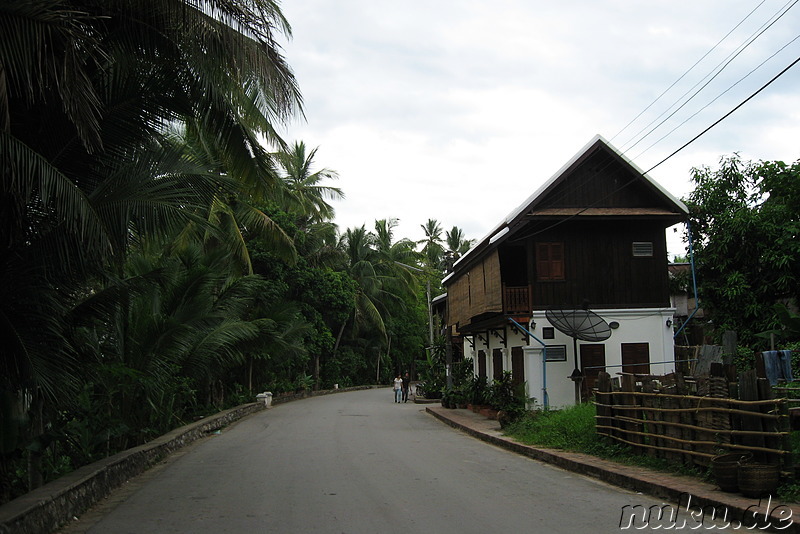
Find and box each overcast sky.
[276,1,800,259]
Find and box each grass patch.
[505,403,708,480]
[505,403,800,501]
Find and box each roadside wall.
[0,385,381,534]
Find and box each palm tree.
[418,218,444,270]
[374,219,418,267]
[339,226,385,339]
[69,242,305,449]
[275,141,344,224]
[444,225,474,271]
[165,121,297,276]
[1,0,302,395]
[1,0,302,491]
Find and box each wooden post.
[722,330,737,366]
[710,363,731,452]
[738,370,766,463]
[779,400,793,476]
[757,377,781,466]
[674,372,695,467]
[621,374,641,451]
[642,379,657,458]
[596,371,613,440]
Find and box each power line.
[645,52,800,173]
[620,0,798,154]
[633,32,800,161]
[513,52,800,242]
[535,2,798,216]
[610,0,767,144]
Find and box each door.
[492,348,504,381]
[622,343,650,375]
[580,344,605,402]
[477,350,487,378]
[511,346,525,387]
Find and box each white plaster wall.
[463,308,677,409]
[522,308,677,408]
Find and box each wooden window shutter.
[536,242,564,281]
[550,242,564,279]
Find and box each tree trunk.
[314,354,320,391]
[332,321,347,358]
[247,356,253,393]
[27,389,44,491]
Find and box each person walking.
[393,375,403,403]
[401,372,411,403]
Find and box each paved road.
[64,389,735,533]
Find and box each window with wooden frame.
[536,242,565,281]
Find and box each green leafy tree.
[685,155,800,344]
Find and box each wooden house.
[441,135,688,408]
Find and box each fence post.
[779,399,793,476]
[620,374,642,451]
[595,371,613,440]
[757,377,783,467]
[738,370,766,462]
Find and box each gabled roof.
[444,135,688,284]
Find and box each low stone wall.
[0,385,384,534]
[0,402,264,534]
[0,385,385,534]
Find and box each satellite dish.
[545,307,612,404]
[545,308,612,343]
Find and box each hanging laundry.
[762,350,794,385]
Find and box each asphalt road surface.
[62,388,737,533]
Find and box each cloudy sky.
[276,1,800,258]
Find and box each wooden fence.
[593,368,793,475]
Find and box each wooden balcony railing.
[503,284,531,314]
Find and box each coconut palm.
[165,121,297,276]
[1,0,302,402]
[418,218,445,270]
[276,141,344,224]
[444,225,474,271]
[0,0,303,491]
[68,242,306,450]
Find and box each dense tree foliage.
[0,0,471,505]
[685,155,800,345]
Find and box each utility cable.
[508,52,800,243]
[620,0,798,154]
[645,53,800,173]
[633,31,800,161]
[611,0,767,144]
[521,2,797,222]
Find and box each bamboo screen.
[447,250,503,330]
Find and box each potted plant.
[441,390,455,409]
[488,371,526,426]
[466,375,489,412]
[456,391,468,409]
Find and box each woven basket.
[711,452,752,493]
[737,463,780,498]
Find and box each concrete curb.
[427,406,800,533]
[0,385,380,534]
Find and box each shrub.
[488,371,526,423]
